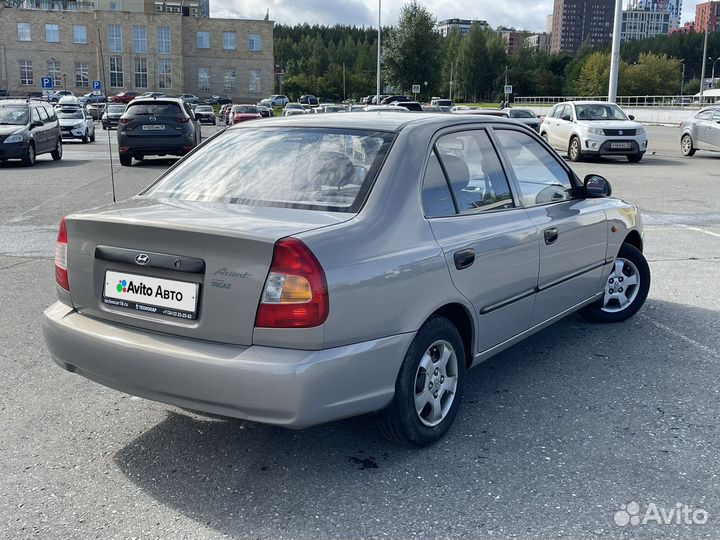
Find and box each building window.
[248,33,262,52]
[224,69,235,92]
[198,67,210,91]
[17,23,31,42]
[109,56,123,87]
[223,32,236,50]
[73,25,88,44]
[157,26,171,54]
[134,57,148,88]
[249,69,261,93]
[132,25,147,53]
[45,24,60,43]
[158,58,172,89]
[108,24,122,53]
[19,61,33,86]
[47,59,61,87]
[197,31,210,49]
[75,62,89,87]
[109,1,119,10]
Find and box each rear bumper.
[119,134,196,156]
[42,302,412,429]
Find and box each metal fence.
[513,95,715,108]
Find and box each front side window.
[134,57,148,88]
[17,23,31,42]
[73,25,88,44]
[248,33,262,51]
[697,109,714,120]
[223,32,236,50]
[19,60,33,85]
[45,24,60,43]
[435,130,514,213]
[158,58,172,89]
[224,69,236,93]
[47,59,61,87]
[494,129,573,206]
[198,67,210,91]
[249,69,261,94]
[108,24,122,53]
[197,31,210,49]
[109,56,123,87]
[75,62,89,87]
[132,25,147,53]
[143,128,395,213]
[157,26,171,54]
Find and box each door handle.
[544,227,559,245]
[453,248,475,270]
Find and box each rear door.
[424,128,540,354]
[33,106,51,152]
[493,128,608,325]
[694,109,715,147]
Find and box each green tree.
[439,28,463,98]
[382,1,442,97]
[577,52,631,96]
[456,23,488,102]
[624,53,682,95]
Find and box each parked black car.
[117,97,201,166]
[381,95,411,105]
[193,104,217,124]
[204,95,232,105]
[102,103,127,129]
[299,95,319,105]
[0,99,63,166]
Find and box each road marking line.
[642,315,720,360]
[677,225,720,238]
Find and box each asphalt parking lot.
[1,123,719,539]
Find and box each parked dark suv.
[0,99,63,166]
[117,97,201,166]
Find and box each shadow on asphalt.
[0,158,90,169]
[112,298,720,537]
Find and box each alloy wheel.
[413,340,459,427]
[602,258,641,313]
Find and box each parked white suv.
[259,95,289,108]
[540,101,648,162]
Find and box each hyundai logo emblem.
[135,253,150,265]
[618,130,623,135]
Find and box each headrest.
[307,151,356,189]
[440,154,470,191]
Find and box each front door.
[493,128,609,326]
[423,128,540,355]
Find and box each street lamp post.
[376,0,381,105]
[710,56,720,88]
[700,29,709,105]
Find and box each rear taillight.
[255,238,328,328]
[55,217,69,291]
[176,117,190,123]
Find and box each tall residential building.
[0,0,273,100]
[695,1,720,33]
[496,27,529,53]
[436,18,489,37]
[621,8,671,41]
[627,0,682,29]
[525,33,551,52]
[546,14,554,34]
[549,0,615,54]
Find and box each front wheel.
[51,139,62,160]
[681,134,696,156]
[581,243,650,323]
[22,143,36,167]
[379,316,466,447]
[568,136,583,162]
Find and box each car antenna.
[97,27,117,203]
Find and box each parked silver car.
[42,113,650,447]
[680,107,720,156]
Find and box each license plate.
[610,142,632,149]
[103,270,198,320]
[142,124,166,131]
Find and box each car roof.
[129,97,183,104]
[233,111,523,133]
[0,99,30,106]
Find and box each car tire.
[379,316,466,447]
[51,139,62,161]
[21,143,36,167]
[541,132,549,142]
[581,243,650,324]
[568,136,583,162]
[119,154,132,166]
[81,131,88,144]
[90,131,96,143]
[627,153,643,162]
[681,134,696,157]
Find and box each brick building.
[0,0,274,102]
[695,1,720,33]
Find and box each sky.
[213,0,700,32]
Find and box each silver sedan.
[680,107,720,156]
[42,113,650,447]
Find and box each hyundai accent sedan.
[42,113,650,447]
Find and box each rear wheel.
[119,154,132,166]
[627,153,643,162]
[21,143,36,167]
[681,134,696,156]
[379,316,466,447]
[51,139,62,160]
[568,136,583,162]
[581,243,650,323]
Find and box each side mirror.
[561,114,572,122]
[628,114,635,121]
[30,120,43,129]
[584,174,612,198]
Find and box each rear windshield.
[509,109,537,118]
[126,102,182,115]
[0,105,29,125]
[143,128,395,212]
[196,106,213,112]
[57,108,84,119]
[232,106,258,113]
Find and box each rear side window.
[126,102,182,116]
[143,128,395,212]
[422,150,455,218]
[494,129,573,206]
[37,107,49,122]
[44,105,57,121]
[435,130,514,213]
